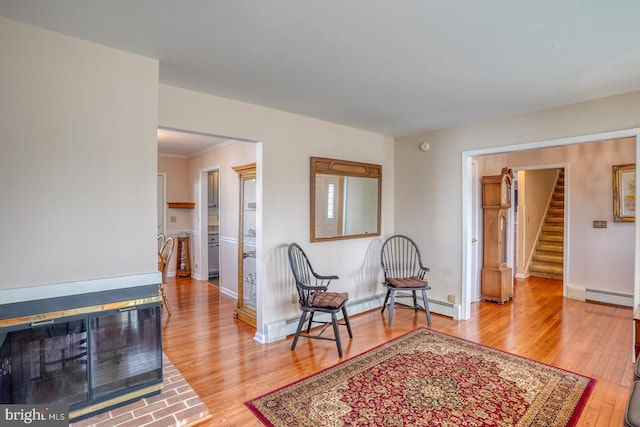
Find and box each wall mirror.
[310,156,382,242]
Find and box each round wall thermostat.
[419,142,431,152]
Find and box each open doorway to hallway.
[463,132,638,320]
[156,127,259,294]
[513,167,565,282]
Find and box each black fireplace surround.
[0,284,162,421]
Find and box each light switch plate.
[593,220,607,228]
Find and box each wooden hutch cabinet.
[481,167,514,304]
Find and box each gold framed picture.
[612,163,635,222]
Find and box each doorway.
[512,166,566,282]
[204,168,220,285]
[462,128,640,320]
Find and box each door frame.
[461,127,640,320]
[157,173,167,236]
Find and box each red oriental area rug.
[246,328,595,426]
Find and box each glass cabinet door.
[233,163,257,327]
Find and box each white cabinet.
[208,171,219,208]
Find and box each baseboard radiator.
[585,288,633,308]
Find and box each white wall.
[395,92,640,307]
[0,17,159,291]
[158,84,394,341]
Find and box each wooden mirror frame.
[310,156,382,242]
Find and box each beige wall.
[158,155,192,233]
[0,17,159,291]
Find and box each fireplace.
[0,280,162,422]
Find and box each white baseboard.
[261,293,459,343]
[219,287,237,299]
[566,285,586,300]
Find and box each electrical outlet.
[291,293,298,304]
[447,295,456,303]
[169,216,177,223]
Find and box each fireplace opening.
[0,292,162,422]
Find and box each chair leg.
[381,289,391,313]
[388,290,397,327]
[412,291,418,312]
[160,284,171,316]
[306,312,315,333]
[342,306,353,338]
[291,312,308,351]
[422,290,431,325]
[332,313,343,358]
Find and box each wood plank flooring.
[161,276,634,426]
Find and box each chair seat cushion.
[387,277,429,288]
[312,292,348,309]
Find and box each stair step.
[529,262,563,275]
[540,234,563,243]
[533,252,563,263]
[529,270,563,280]
[542,224,563,233]
[545,216,564,224]
[537,243,563,252]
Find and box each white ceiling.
[3,1,640,148]
[157,129,231,157]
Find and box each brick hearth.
[71,354,211,427]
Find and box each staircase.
[528,169,564,280]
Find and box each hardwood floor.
[161,276,634,426]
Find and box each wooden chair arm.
[297,282,329,292]
[312,273,339,281]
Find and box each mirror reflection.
[311,157,381,241]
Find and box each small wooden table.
[176,237,191,277]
